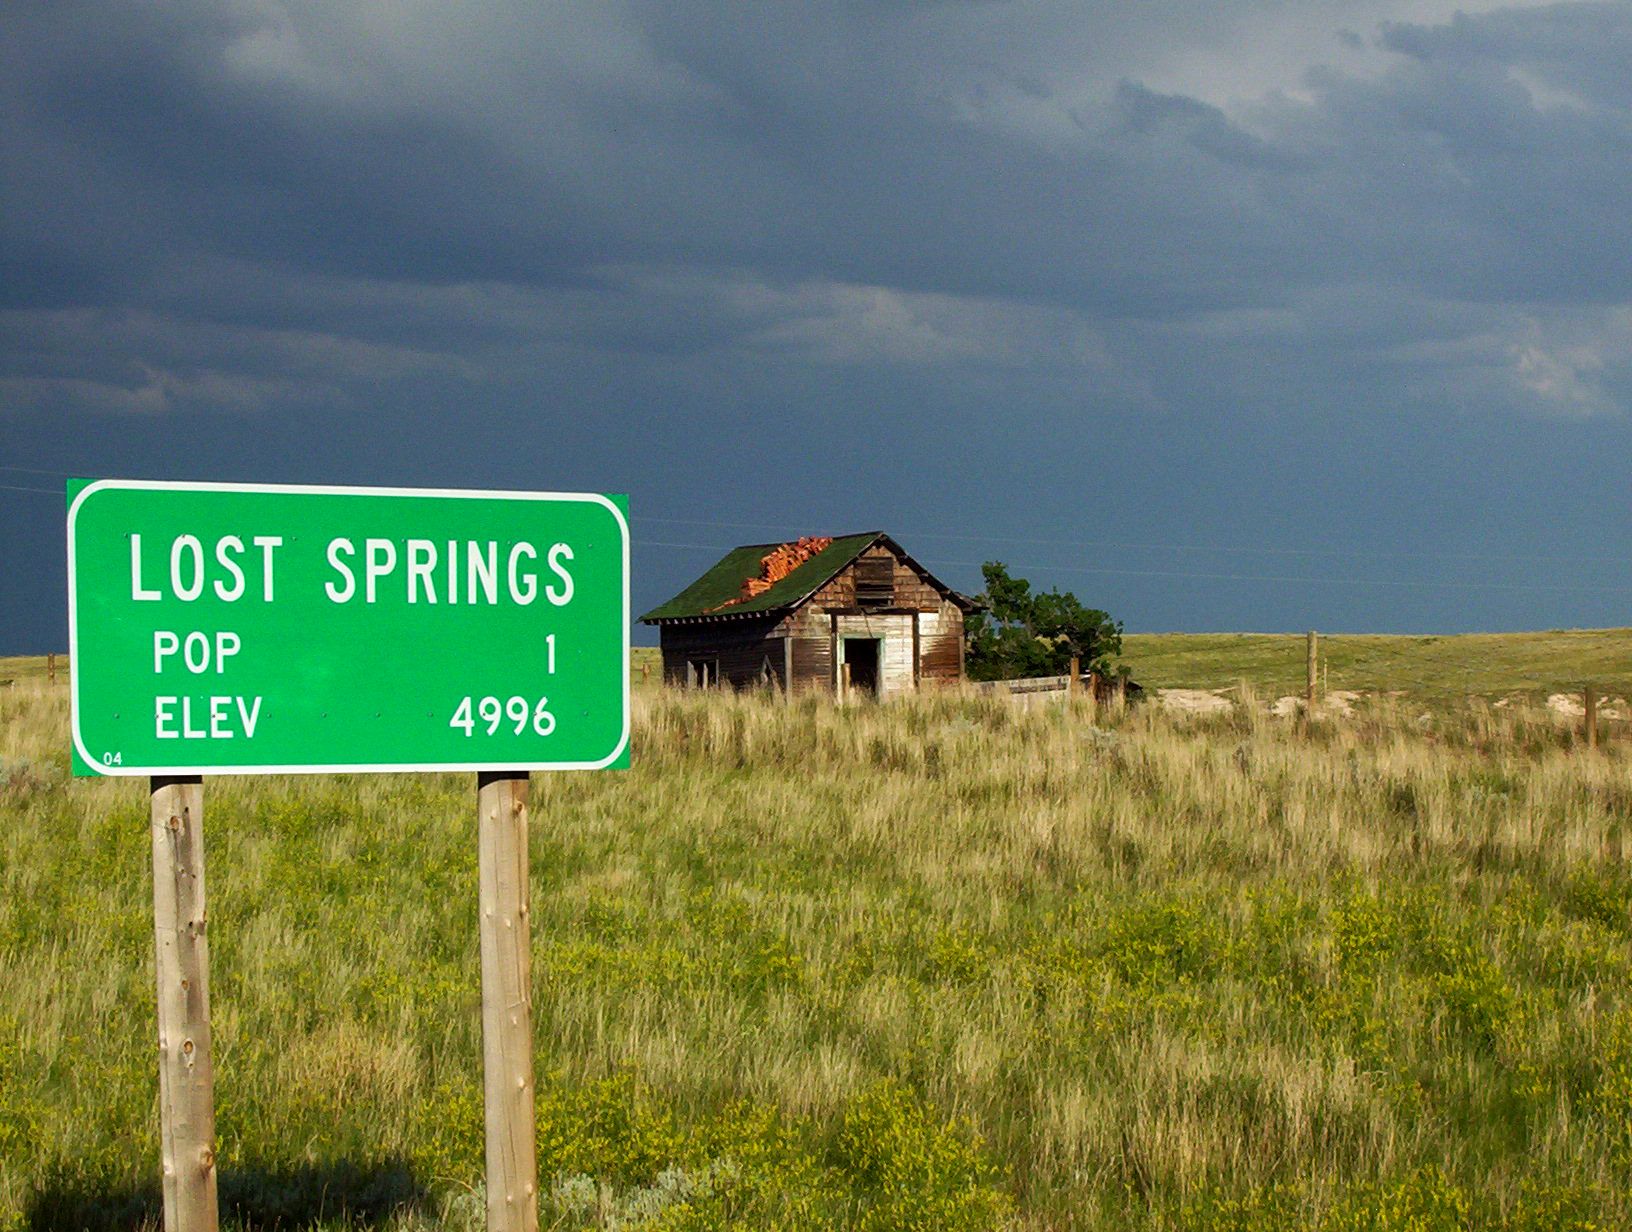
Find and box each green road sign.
[67,480,629,776]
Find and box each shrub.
[833,1080,1011,1232]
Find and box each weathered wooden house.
[640,532,978,697]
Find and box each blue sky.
[5,0,1632,652]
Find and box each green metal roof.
[639,532,881,622]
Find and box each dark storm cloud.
[8,3,1627,345]
[6,1,1632,651]
[1269,30,1632,306]
[1,4,595,296]
[1382,1,1632,108]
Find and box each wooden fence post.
[1585,685,1598,752]
[840,661,851,704]
[1068,655,1080,697]
[48,652,56,684]
[477,771,538,1232]
[1306,631,1318,707]
[150,775,219,1232]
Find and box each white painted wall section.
[835,613,916,698]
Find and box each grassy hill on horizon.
[1118,628,1632,701]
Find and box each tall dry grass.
[1,676,1628,1230]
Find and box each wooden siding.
[887,546,947,610]
[786,606,835,693]
[803,542,946,612]
[918,600,965,683]
[658,618,787,690]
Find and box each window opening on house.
[854,556,894,608]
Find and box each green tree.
[964,561,1123,682]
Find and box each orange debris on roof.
[708,536,833,612]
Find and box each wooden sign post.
[150,774,219,1232]
[477,771,538,1232]
[68,481,631,1232]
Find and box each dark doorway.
[687,658,719,688]
[842,638,880,696]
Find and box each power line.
[6,465,1627,567]
[0,496,1620,596]
[6,459,1630,582]
[896,556,1632,597]
[632,539,1632,597]
[3,486,1627,594]
[631,513,1631,568]
[0,466,74,478]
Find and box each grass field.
[1119,629,1632,701]
[2,652,1629,1230]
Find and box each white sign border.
[67,478,631,776]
